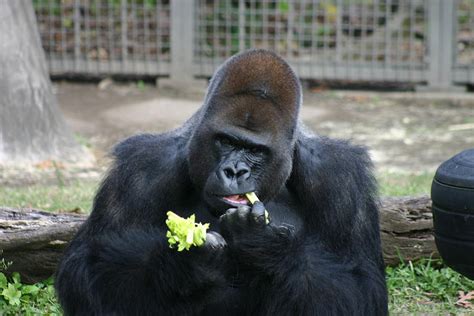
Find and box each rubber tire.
[435,234,474,280]
[432,205,474,241]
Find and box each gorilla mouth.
[222,194,250,206]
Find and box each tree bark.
[0,1,89,164]
[0,196,435,283]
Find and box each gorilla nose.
[221,163,250,181]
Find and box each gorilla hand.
[219,201,268,243]
[188,231,227,280]
[219,201,294,275]
[203,231,227,250]
[192,231,227,262]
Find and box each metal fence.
[33,0,474,89]
[34,0,171,76]
[455,0,474,84]
[194,0,427,83]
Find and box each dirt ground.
[55,81,474,175]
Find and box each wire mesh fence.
[455,0,474,84]
[34,0,170,76]
[32,0,474,87]
[194,0,427,82]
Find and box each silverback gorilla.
[56,50,388,315]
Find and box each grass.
[0,181,97,213]
[377,171,434,196]
[0,270,61,316]
[1,171,473,314]
[388,258,474,315]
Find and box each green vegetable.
[245,192,270,224]
[166,211,209,251]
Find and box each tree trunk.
[0,1,88,164]
[0,196,436,283]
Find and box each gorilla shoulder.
[290,133,378,248]
[111,132,188,174]
[95,132,191,222]
[293,132,374,190]
[113,133,182,162]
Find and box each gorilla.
[55,49,388,315]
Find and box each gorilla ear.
[205,49,302,119]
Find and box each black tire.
[435,233,474,280]
[432,205,474,241]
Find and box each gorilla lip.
[222,194,250,206]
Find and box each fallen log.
[0,196,435,283]
[379,195,437,265]
[0,207,86,283]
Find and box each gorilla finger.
[220,207,249,236]
[236,205,251,222]
[251,201,265,217]
[251,201,267,225]
[221,206,249,225]
[205,231,227,250]
[220,208,237,222]
[219,208,239,234]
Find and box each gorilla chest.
[265,189,304,231]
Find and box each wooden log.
[0,196,435,283]
[0,207,86,283]
[379,195,437,265]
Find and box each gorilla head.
[186,50,302,216]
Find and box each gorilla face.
[186,49,301,217]
[187,93,294,216]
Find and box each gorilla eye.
[216,135,232,147]
[249,147,260,154]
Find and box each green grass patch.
[74,133,92,149]
[377,171,434,196]
[388,258,474,314]
[0,181,97,213]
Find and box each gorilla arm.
[55,134,227,315]
[220,135,388,315]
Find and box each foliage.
[0,272,61,316]
[74,133,92,149]
[387,258,474,314]
[137,80,146,91]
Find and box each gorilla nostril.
[223,168,235,178]
[236,169,248,178]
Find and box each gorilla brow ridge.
[230,88,275,102]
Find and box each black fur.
[55,50,388,315]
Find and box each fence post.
[422,0,464,91]
[158,0,206,93]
